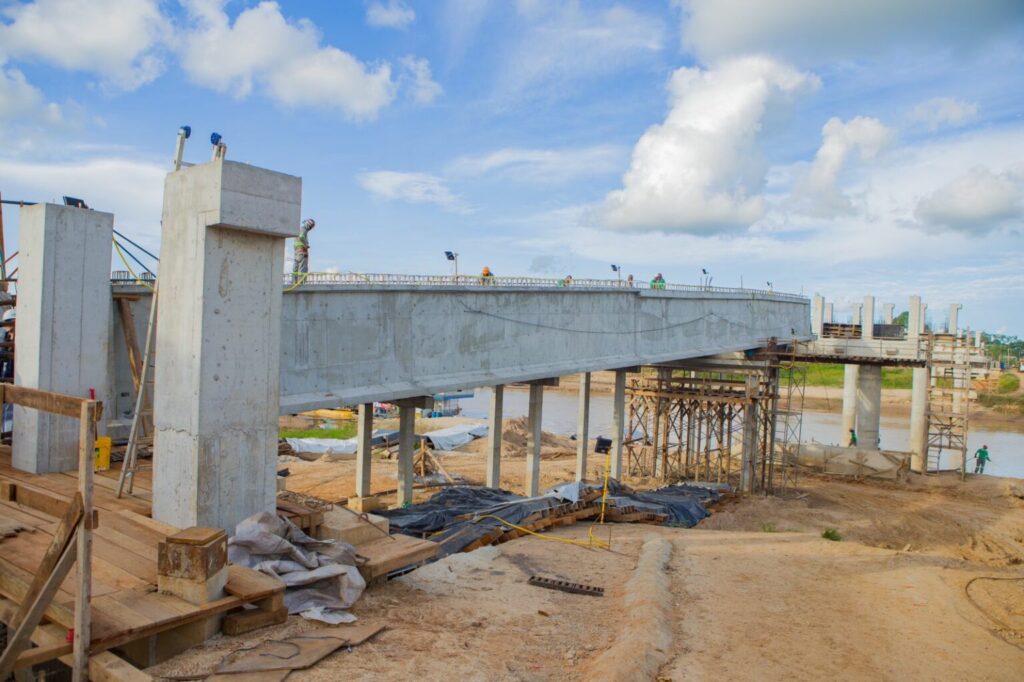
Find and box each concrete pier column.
[974,330,982,348]
[355,403,374,498]
[13,203,113,473]
[811,294,824,336]
[525,383,544,496]
[397,405,416,507]
[575,372,591,482]
[862,296,875,340]
[152,158,300,531]
[486,385,504,488]
[948,303,961,334]
[610,369,626,480]
[740,374,759,493]
[851,303,863,329]
[856,365,882,450]
[907,295,921,340]
[920,303,928,333]
[824,302,834,324]
[909,366,929,471]
[841,364,859,442]
[882,303,894,325]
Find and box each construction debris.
[528,575,605,597]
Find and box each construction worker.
[480,266,494,284]
[626,274,634,287]
[558,274,573,287]
[294,218,315,275]
[650,272,666,290]
[1,308,14,434]
[973,444,990,474]
[848,428,857,447]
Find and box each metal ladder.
[117,282,158,497]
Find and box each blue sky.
[0,0,1022,334]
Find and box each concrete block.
[157,528,227,581]
[157,567,228,605]
[13,203,112,473]
[348,496,384,513]
[319,507,389,546]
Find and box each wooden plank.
[168,527,225,545]
[225,565,285,602]
[113,510,178,538]
[12,641,72,669]
[357,534,438,580]
[97,511,166,547]
[7,493,82,630]
[0,532,77,679]
[222,605,288,636]
[75,399,97,681]
[116,299,144,395]
[1,385,94,420]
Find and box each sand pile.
[459,416,576,459]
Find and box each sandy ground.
[150,471,1024,680]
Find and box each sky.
[0,0,1022,335]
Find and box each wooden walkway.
[0,447,285,677]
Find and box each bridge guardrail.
[111,270,806,303]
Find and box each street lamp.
[445,251,459,279]
[611,264,621,283]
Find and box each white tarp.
[228,512,365,623]
[285,437,357,455]
[423,424,488,451]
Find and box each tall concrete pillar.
[920,303,928,333]
[575,372,590,482]
[841,364,859,443]
[948,303,961,334]
[856,365,882,450]
[974,330,982,348]
[525,383,544,496]
[811,294,824,336]
[824,302,834,324]
[397,405,415,506]
[13,204,113,473]
[739,374,759,493]
[610,369,626,480]
[907,295,921,340]
[882,303,894,325]
[862,296,875,340]
[485,385,504,488]
[355,403,373,498]
[851,303,862,328]
[152,159,300,531]
[909,366,929,472]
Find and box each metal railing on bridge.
[279,271,807,302]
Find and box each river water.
[456,387,1024,479]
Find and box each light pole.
[445,251,459,280]
[611,264,621,284]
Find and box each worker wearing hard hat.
[294,218,315,275]
[1,308,14,434]
[480,266,494,285]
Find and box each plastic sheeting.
[380,479,720,557]
[229,512,366,623]
[285,429,400,456]
[419,424,488,451]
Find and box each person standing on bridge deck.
[558,274,573,287]
[650,273,666,290]
[848,428,857,447]
[293,218,315,275]
[480,266,494,285]
[973,444,990,474]
[627,274,634,287]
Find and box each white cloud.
[798,116,894,215]
[0,67,46,121]
[357,171,465,211]
[399,56,442,105]
[179,0,396,119]
[602,56,818,233]
[499,2,665,101]
[366,0,415,29]
[448,145,624,183]
[915,166,1023,234]
[0,156,166,244]
[0,0,170,90]
[678,0,1024,63]
[908,97,979,131]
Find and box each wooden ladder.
[117,283,158,498]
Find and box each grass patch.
[760,521,778,533]
[280,424,357,440]
[793,363,914,389]
[997,372,1021,394]
[821,528,842,542]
